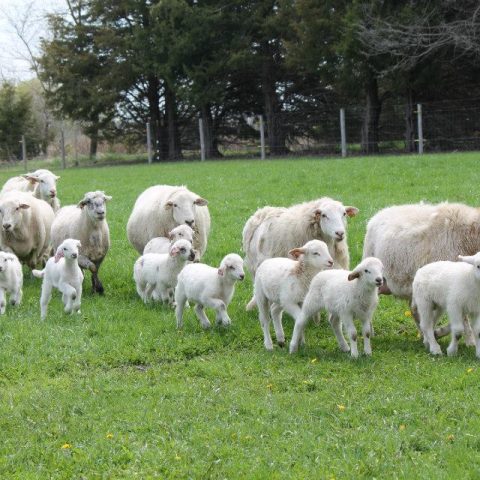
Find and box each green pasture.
[1,152,480,479]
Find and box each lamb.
[51,191,111,294]
[0,191,55,269]
[143,224,195,255]
[363,202,480,343]
[175,254,245,329]
[1,169,61,211]
[133,239,196,304]
[290,257,384,358]
[247,240,334,350]
[127,185,210,258]
[243,198,358,280]
[32,239,83,320]
[0,251,23,314]
[412,254,480,357]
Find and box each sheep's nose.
[375,277,383,286]
[185,220,194,227]
[335,231,344,240]
[327,260,334,267]
[3,223,11,231]
[239,273,245,280]
[50,189,56,197]
[72,253,78,259]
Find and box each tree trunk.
[361,72,381,154]
[404,88,416,153]
[165,84,182,160]
[201,104,222,159]
[89,127,98,159]
[146,75,167,161]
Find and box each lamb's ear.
[347,271,360,281]
[76,241,82,249]
[169,245,180,257]
[459,255,476,265]
[345,206,359,217]
[19,203,30,210]
[22,174,39,184]
[218,266,225,276]
[165,201,174,209]
[194,197,208,206]
[54,246,64,263]
[288,248,305,259]
[5,253,16,261]
[167,230,174,240]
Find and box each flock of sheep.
[0,168,480,359]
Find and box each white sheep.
[51,191,111,294]
[290,257,384,358]
[0,251,23,314]
[134,239,196,304]
[363,202,480,344]
[412,254,480,357]
[247,240,334,350]
[1,169,61,211]
[243,197,359,280]
[175,254,245,329]
[143,224,194,255]
[32,239,83,320]
[127,185,210,258]
[0,191,55,269]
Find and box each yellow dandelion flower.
[337,404,346,412]
[399,424,406,431]
[310,358,318,364]
[267,383,273,389]
[404,310,412,317]
[61,443,72,449]
[106,433,114,439]
[446,434,455,442]
[467,368,474,373]
[175,454,181,460]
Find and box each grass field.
[1,152,480,479]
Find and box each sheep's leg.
[73,284,82,313]
[419,303,443,355]
[463,316,476,347]
[472,315,480,358]
[144,283,155,303]
[204,298,231,326]
[361,316,373,356]
[136,280,147,302]
[290,312,308,354]
[40,281,53,320]
[257,296,274,350]
[10,286,22,307]
[0,288,6,314]
[446,307,463,356]
[194,304,212,329]
[60,283,77,314]
[329,313,350,352]
[270,303,286,348]
[342,314,359,359]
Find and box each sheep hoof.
[88,264,97,273]
[277,340,285,348]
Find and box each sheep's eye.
[63,247,67,251]
[180,248,186,253]
[364,269,369,273]
[321,214,327,218]
[477,266,480,269]
[228,265,234,269]
[40,179,45,183]
[179,233,183,237]
[173,203,178,207]
[343,212,347,216]
[313,252,319,256]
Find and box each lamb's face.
[169,224,194,244]
[79,191,111,221]
[169,239,196,261]
[0,198,30,232]
[303,240,334,269]
[0,252,15,273]
[219,254,245,281]
[459,252,480,280]
[165,192,208,229]
[350,257,384,287]
[56,239,81,262]
[314,201,358,242]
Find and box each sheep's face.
[459,253,480,280]
[55,239,81,263]
[348,257,384,287]
[25,170,59,201]
[165,191,208,229]
[0,198,30,232]
[168,224,194,244]
[314,201,358,242]
[218,254,245,281]
[78,191,112,221]
[0,252,16,273]
[300,240,334,270]
[169,239,196,261]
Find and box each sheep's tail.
[246,296,257,311]
[32,269,45,279]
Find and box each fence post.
[146,121,153,164]
[259,115,265,160]
[21,135,27,171]
[60,129,66,169]
[340,108,347,158]
[73,124,78,163]
[199,117,206,161]
[417,103,424,155]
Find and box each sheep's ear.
[313,208,322,221]
[54,246,64,263]
[218,266,225,276]
[5,253,15,261]
[194,197,208,206]
[55,175,61,180]
[169,245,180,257]
[347,271,360,281]
[19,203,30,210]
[103,194,112,201]
[22,174,39,184]
[77,197,89,208]
[459,255,476,265]
[288,248,305,259]
[345,206,359,217]
[165,201,174,209]
[76,241,82,249]
[167,230,174,240]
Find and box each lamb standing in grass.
[412,254,480,357]
[134,239,196,304]
[175,254,245,329]
[33,239,83,320]
[0,251,23,314]
[290,257,384,358]
[247,240,334,350]
[143,224,194,255]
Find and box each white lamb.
[175,254,245,329]
[247,240,334,350]
[412,254,480,358]
[290,257,384,358]
[143,224,194,255]
[0,251,23,314]
[32,239,83,320]
[134,239,196,304]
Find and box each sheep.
[0,251,23,314]
[290,257,384,358]
[175,253,245,329]
[247,239,334,350]
[126,185,210,258]
[363,201,480,344]
[1,169,61,212]
[0,191,55,269]
[412,254,480,357]
[143,224,195,255]
[51,191,111,294]
[133,239,196,304]
[32,239,83,320]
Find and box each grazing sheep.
[175,254,245,329]
[247,240,334,350]
[412,254,480,357]
[1,169,61,211]
[0,191,55,269]
[133,239,196,304]
[0,251,23,314]
[363,201,480,343]
[143,224,195,255]
[32,239,83,320]
[127,185,210,257]
[290,257,384,358]
[51,191,111,294]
